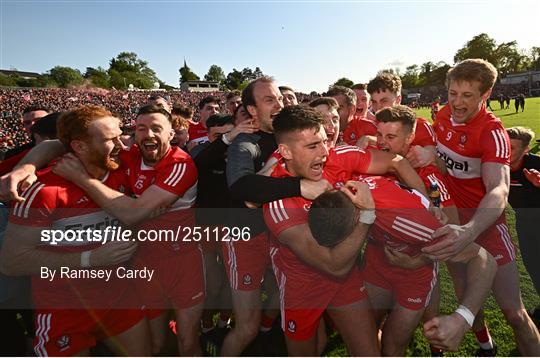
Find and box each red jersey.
[188,121,208,144]
[342,115,378,145]
[9,168,131,308]
[412,117,437,147]
[433,105,510,209]
[263,146,372,279]
[353,175,440,255]
[416,164,454,207]
[119,145,198,256]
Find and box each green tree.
[179,60,200,84]
[84,66,110,88]
[332,77,354,88]
[253,67,264,79]
[454,33,497,65]
[204,65,226,83]
[0,73,17,86]
[401,65,420,88]
[108,52,159,89]
[48,66,84,88]
[530,47,540,71]
[224,69,244,90]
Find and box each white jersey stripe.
[164,163,180,185]
[391,224,430,242]
[273,201,284,222]
[496,129,509,158]
[15,182,40,217]
[170,163,187,187]
[22,183,45,219]
[395,216,435,235]
[278,200,290,220]
[334,148,362,155]
[34,314,44,356]
[269,202,279,224]
[491,130,502,158]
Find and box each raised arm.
[0,140,66,202]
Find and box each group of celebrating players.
[0,58,539,356]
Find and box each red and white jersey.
[8,168,131,307]
[263,146,372,280]
[120,145,198,254]
[353,175,440,255]
[416,164,454,207]
[188,121,208,144]
[342,115,378,145]
[433,105,510,208]
[412,117,437,147]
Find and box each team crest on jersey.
[350,133,356,140]
[76,196,89,205]
[243,274,252,286]
[118,184,125,193]
[56,335,71,352]
[287,320,296,333]
[459,133,467,147]
[334,181,344,188]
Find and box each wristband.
[455,305,475,327]
[80,251,92,268]
[359,209,376,225]
[222,133,232,145]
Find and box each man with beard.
[0,105,149,356]
[0,105,204,355]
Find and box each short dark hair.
[198,96,220,110]
[242,76,274,111]
[279,85,295,93]
[31,112,62,139]
[206,114,234,129]
[506,126,535,148]
[137,104,173,125]
[23,105,50,115]
[367,72,402,95]
[226,91,241,101]
[309,97,339,110]
[172,103,194,118]
[326,86,357,106]
[273,105,324,143]
[375,104,417,133]
[351,83,367,90]
[308,190,358,247]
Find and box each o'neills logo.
[438,151,469,172]
[407,297,422,304]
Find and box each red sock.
[474,327,491,343]
[260,313,274,331]
[474,327,494,349]
[430,345,444,355]
[219,311,231,322]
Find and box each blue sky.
[1,0,539,92]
